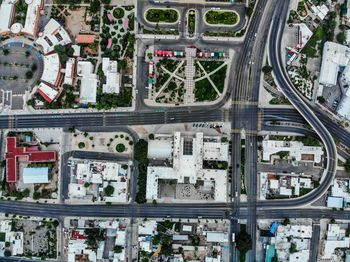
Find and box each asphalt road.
[263,0,338,208]
[309,222,320,262]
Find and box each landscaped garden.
[187,10,196,36]
[205,10,239,25]
[145,8,179,23]
[194,78,218,102]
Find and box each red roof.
[5,137,56,182]
[75,34,97,44]
[37,88,54,103]
[71,230,87,240]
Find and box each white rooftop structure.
[289,250,310,262]
[310,4,329,20]
[102,58,121,94]
[206,232,229,243]
[138,220,157,236]
[331,179,350,204]
[0,0,16,34]
[41,53,61,86]
[37,82,59,103]
[68,183,87,198]
[291,177,312,196]
[262,140,323,163]
[22,167,49,184]
[6,232,23,256]
[296,23,313,50]
[64,58,76,86]
[70,160,129,202]
[319,42,350,87]
[68,239,97,262]
[146,132,229,202]
[36,18,72,54]
[77,61,97,104]
[148,139,173,159]
[322,224,350,260]
[22,0,43,36]
[327,196,344,208]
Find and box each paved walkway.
[184,47,196,104]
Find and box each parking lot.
[0,42,43,110]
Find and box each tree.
[148,134,154,140]
[33,192,41,200]
[236,230,252,255]
[262,65,272,74]
[345,160,350,172]
[3,49,9,56]
[289,242,297,253]
[337,31,346,44]
[25,71,33,79]
[317,96,326,103]
[104,185,114,196]
[4,250,11,256]
[116,143,126,153]
[114,245,123,253]
[282,218,290,226]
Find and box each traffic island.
[204,10,240,26]
[144,8,179,24]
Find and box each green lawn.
[302,25,326,58]
[205,10,239,25]
[209,65,227,93]
[145,8,178,23]
[194,78,218,101]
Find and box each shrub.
[116,143,125,152]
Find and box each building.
[68,160,129,202]
[0,0,16,34]
[22,167,49,184]
[5,136,56,183]
[36,18,72,54]
[0,0,43,36]
[259,173,313,200]
[40,53,62,87]
[262,140,323,164]
[319,42,350,87]
[64,58,76,86]
[274,224,312,262]
[37,82,59,103]
[146,132,229,202]
[77,61,98,104]
[296,23,313,50]
[322,224,350,260]
[329,179,350,207]
[102,58,121,94]
[21,0,43,36]
[310,4,329,21]
[327,196,344,208]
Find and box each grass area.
[205,10,239,25]
[199,60,224,73]
[302,25,326,58]
[269,97,290,105]
[194,78,217,101]
[159,58,180,73]
[188,10,196,35]
[209,65,227,93]
[295,136,320,146]
[145,8,178,23]
[299,187,313,196]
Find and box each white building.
[146,132,229,202]
[274,224,312,262]
[322,224,350,260]
[296,23,313,50]
[319,42,350,87]
[69,160,129,202]
[77,61,98,104]
[36,19,72,54]
[0,0,16,34]
[310,4,329,21]
[64,58,76,86]
[21,0,43,36]
[262,140,323,164]
[0,0,43,36]
[37,82,59,103]
[41,53,61,86]
[102,58,121,94]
